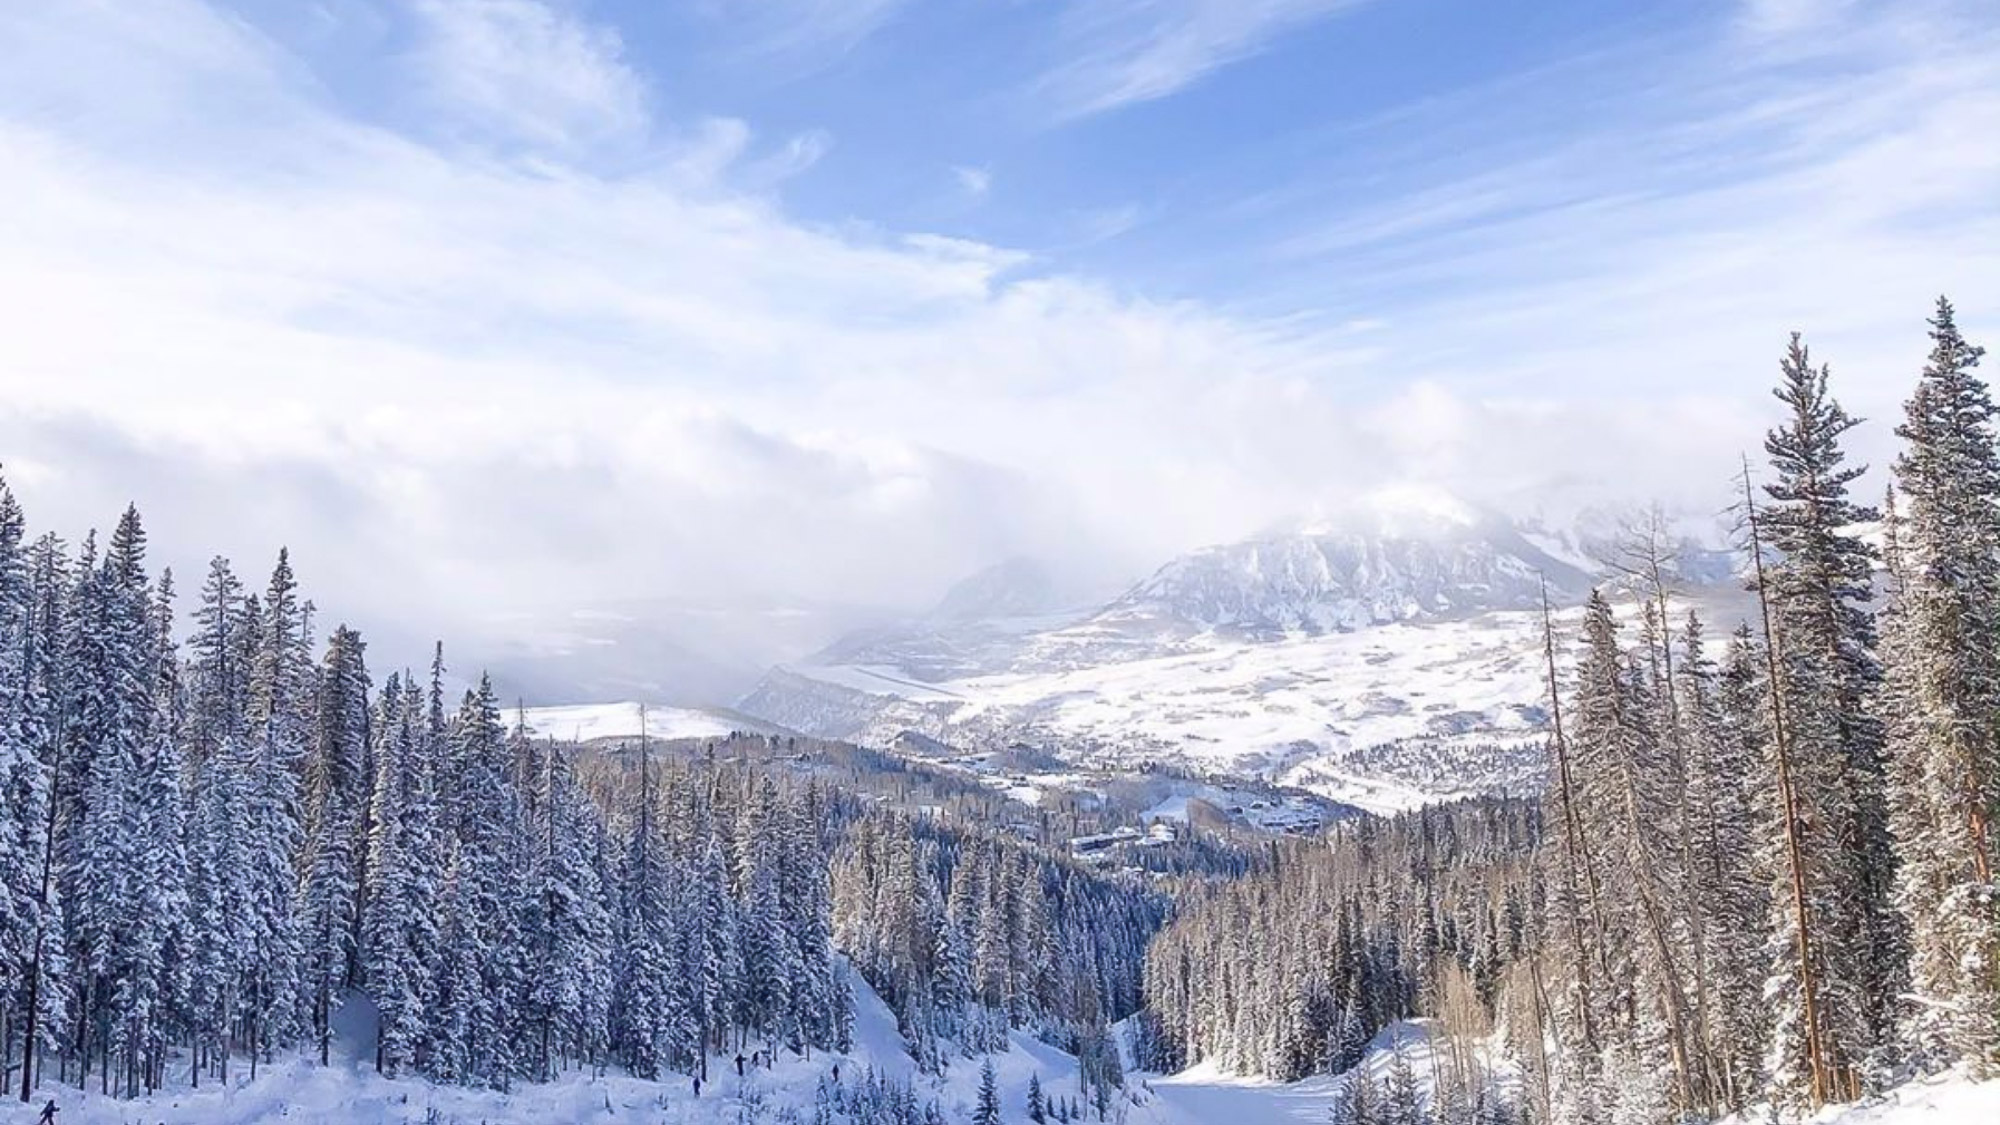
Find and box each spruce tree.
[1757,334,1900,1105]
[299,625,368,1064]
[1882,297,2000,1072]
[973,1057,1001,1125]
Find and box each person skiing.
[36,1100,57,1125]
[832,1063,840,1083]
[734,1053,745,1077]
[692,1076,702,1098]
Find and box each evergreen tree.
[298,625,367,1064]
[973,1057,1000,1125]
[1882,297,2000,1072]
[1757,334,1900,1105]
[361,673,433,1077]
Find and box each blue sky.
[0,0,1996,648]
[213,0,1721,315]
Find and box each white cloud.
[1033,0,1366,121]
[744,128,835,185]
[953,164,992,199]
[1261,0,2000,436]
[409,0,649,150]
[0,0,1994,690]
[709,0,913,66]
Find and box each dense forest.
[0,481,1171,1109]
[1146,297,2000,1124]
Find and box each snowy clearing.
[512,700,781,743]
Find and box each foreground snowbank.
[1717,1069,2000,1125]
[30,975,1093,1125]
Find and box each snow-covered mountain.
[1096,505,1593,639]
[736,492,1749,813]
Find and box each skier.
[734,1053,746,1077]
[832,1063,840,1082]
[36,1101,57,1125]
[693,1076,702,1098]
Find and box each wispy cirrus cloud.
[1256,0,2000,422]
[409,0,650,150]
[1032,0,1368,121]
[706,0,915,67]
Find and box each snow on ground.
[35,972,1093,1125]
[38,991,1990,1125]
[762,587,1760,814]
[33,973,1428,1125]
[1720,1069,2000,1125]
[513,701,778,743]
[1130,1020,1440,1124]
[776,609,1558,813]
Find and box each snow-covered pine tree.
[0,484,68,1100]
[1384,1046,1424,1125]
[738,776,796,1051]
[609,720,684,1080]
[239,551,313,1077]
[1565,589,1701,1112]
[298,625,368,1064]
[186,558,252,771]
[972,1057,1000,1125]
[66,508,177,1094]
[0,476,38,994]
[1756,335,1901,1106]
[1881,297,2000,1073]
[1677,615,1771,1107]
[431,677,529,1086]
[527,737,612,1077]
[361,673,427,1076]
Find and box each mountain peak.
[1106,498,1593,636]
[927,556,1065,622]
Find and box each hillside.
[738,497,1740,812]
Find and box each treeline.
[1534,297,2000,1122]
[829,809,1167,1099]
[1140,797,1539,1108]
[0,490,853,1097]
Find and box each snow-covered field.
[512,700,782,744]
[757,609,1563,814]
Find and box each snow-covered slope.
[1098,504,1592,639]
[739,494,1749,813]
[513,700,788,743]
[1719,1071,2000,1125]
[746,610,1557,814]
[36,971,1083,1125]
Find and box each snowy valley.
[734,495,1740,814]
